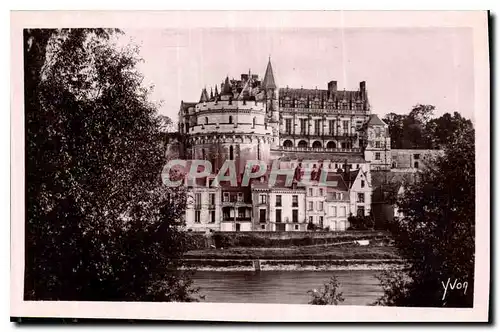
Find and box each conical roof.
[199,88,209,102]
[221,76,232,95]
[262,58,276,89]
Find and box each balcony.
[280,146,361,153]
[223,218,252,222]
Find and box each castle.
[168,58,440,232]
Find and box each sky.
[122,27,474,123]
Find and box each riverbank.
[183,244,403,271]
[185,244,399,260]
[182,259,404,271]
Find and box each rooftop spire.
[214,84,219,96]
[262,57,276,90]
[221,76,232,95]
[199,87,209,102]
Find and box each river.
[192,270,384,305]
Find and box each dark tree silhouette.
[24,29,200,301]
[375,121,475,307]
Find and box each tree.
[308,276,345,305]
[24,29,200,301]
[425,112,474,149]
[383,104,435,149]
[375,122,475,307]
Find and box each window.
[414,154,420,160]
[259,209,266,223]
[195,210,201,223]
[229,115,233,124]
[195,193,201,207]
[375,141,381,148]
[223,192,229,202]
[329,120,335,134]
[237,192,244,202]
[357,206,365,217]
[308,188,313,196]
[375,152,381,160]
[361,180,365,188]
[331,206,337,217]
[358,193,365,203]
[319,216,323,226]
[292,195,298,207]
[318,202,324,211]
[276,195,282,207]
[285,119,292,134]
[209,193,215,206]
[275,209,282,223]
[229,145,234,160]
[259,194,267,204]
[308,202,313,211]
[236,223,240,231]
[253,117,256,128]
[294,225,299,230]
[202,148,206,160]
[261,224,266,230]
[300,119,307,134]
[414,161,419,168]
[343,120,349,131]
[238,208,245,219]
[210,210,215,223]
[205,117,208,125]
[319,188,324,196]
[309,216,313,223]
[314,119,321,135]
[292,209,298,223]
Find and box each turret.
[199,87,209,103]
[262,57,280,148]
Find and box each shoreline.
[181,259,405,272]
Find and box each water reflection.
[192,270,384,305]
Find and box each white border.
[10,10,490,322]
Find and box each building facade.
[171,58,437,232]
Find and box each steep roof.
[261,58,277,89]
[367,114,387,126]
[221,76,232,95]
[341,169,360,189]
[199,88,209,102]
[324,172,349,192]
[279,88,364,101]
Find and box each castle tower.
[262,57,280,149]
[364,114,391,171]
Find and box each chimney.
[344,158,350,187]
[360,81,366,97]
[328,81,338,94]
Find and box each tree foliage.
[383,104,473,149]
[376,121,475,307]
[307,276,345,305]
[347,213,375,230]
[24,29,200,301]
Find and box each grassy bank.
[185,244,399,260]
[186,231,392,250]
